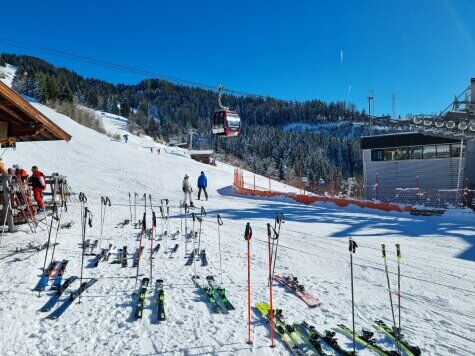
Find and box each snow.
[0,98,473,355]
[0,64,16,87]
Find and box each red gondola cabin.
[211,109,241,137]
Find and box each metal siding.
[363,149,464,189]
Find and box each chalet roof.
[0,80,71,143]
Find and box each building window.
[395,148,410,160]
[384,149,395,160]
[410,146,423,159]
[451,144,466,158]
[423,145,437,159]
[436,145,450,158]
[371,149,384,161]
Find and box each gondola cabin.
[211,109,241,137]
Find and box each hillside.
[0,54,390,192]
[0,68,474,355]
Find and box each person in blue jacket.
[197,171,208,201]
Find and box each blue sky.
[0,0,474,117]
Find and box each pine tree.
[120,98,131,117]
[0,55,5,67]
[58,78,73,102]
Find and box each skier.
[182,174,194,207]
[29,166,46,212]
[197,171,208,201]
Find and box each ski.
[47,278,98,319]
[168,244,179,258]
[200,249,208,266]
[152,244,161,256]
[40,276,78,312]
[132,246,145,268]
[185,249,195,266]
[93,244,114,267]
[51,260,69,290]
[255,303,306,355]
[274,273,321,308]
[34,261,59,291]
[374,320,421,356]
[134,277,150,320]
[298,321,352,356]
[85,239,99,256]
[121,246,128,267]
[192,275,221,313]
[206,276,235,311]
[335,324,400,356]
[155,279,166,321]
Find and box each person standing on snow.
[29,166,46,212]
[197,171,208,201]
[182,174,194,207]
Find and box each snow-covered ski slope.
[0,84,474,355]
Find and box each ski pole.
[244,222,253,345]
[79,207,93,304]
[79,192,87,228]
[150,211,156,290]
[143,193,147,217]
[184,204,189,256]
[192,213,197,277]
[38,203,58,296]
[49,203,63,264]
[266,223,276,348]
[134,192,138,224]
[99,196,111,251]
[196,215,203,257]
[270,212,284,282]
[134,213,146,291]
[128,192,133,222]
[159,205,164,236]
[396,243,401,351]
[217,214,224,285]
[382,243,398,352]
[349,237,358,355]
[149,194,154,214]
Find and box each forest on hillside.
[0,53,387,193]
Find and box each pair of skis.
[92,244,115,267]
[298,321,352,355]
[274,273,321,308]
[34,260,67,291]
[192,275,234,313]
[256,303,312,355]
[133,278,166,322]
[336,324,400,356]
[374,320,421,356]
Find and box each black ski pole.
[99,196,111,251]
[150,211,156,290]
[270,212,284,283]
[143,193,147,217]
[217,214,224,285]
[349,237,358,355]
[192,213,197,277]
[196,215,203,260]
[79,207,93,304]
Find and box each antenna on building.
[391,92,396,119]
[367,90,374,117]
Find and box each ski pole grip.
[197,216,202,223]
[244,222,252,240]
[396,244,400,258]
[217,214,223,226]
[192,212,196,221]
[79,192,87,203]
[106,197,111,206]
[267,223,272,237]
[142,213,146,230]
[201,206,207,217]
[152,212,157,227]
[381,244,386,258]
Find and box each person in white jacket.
[182,174,194,207]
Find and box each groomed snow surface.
[0,100,474,356]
